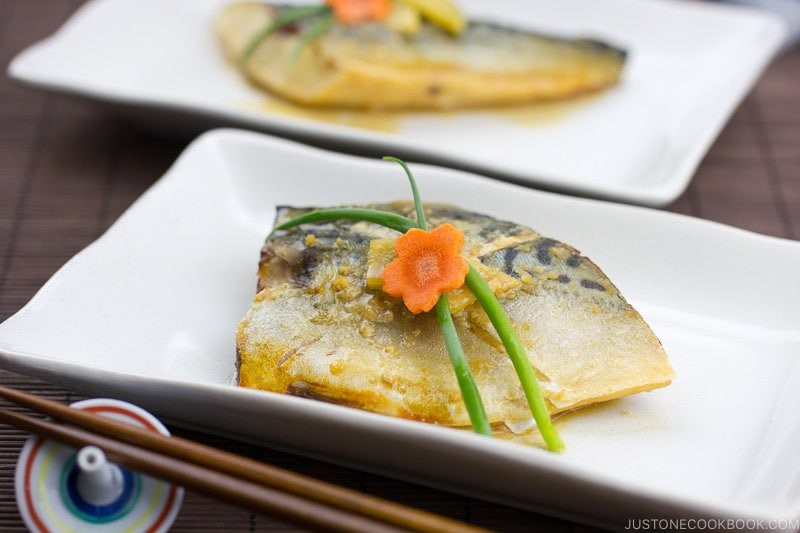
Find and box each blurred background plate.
[5,0,787,204]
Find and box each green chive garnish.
[239,5,332,69]
[435,295,492,436]
[465,267,564,451]
[269,208,416,238]
[266,159,564,451]
[290,12,335,64]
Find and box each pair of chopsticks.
[0,385,487,533]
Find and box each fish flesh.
[215,2,627,110]
[236,202,674,429]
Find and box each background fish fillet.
[237,203,674,429]
[215,2,627,110]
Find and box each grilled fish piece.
[237,202,674,429]
[215,2,627,110]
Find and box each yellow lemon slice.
[402,0,465,35]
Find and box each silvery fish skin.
[236,202,674,428]
[215,2,627,110]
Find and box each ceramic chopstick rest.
[15,398,183,532]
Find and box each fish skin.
[236,202,674,428]
[215,2,627,110]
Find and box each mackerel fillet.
[236,203,674,429]
[215,2,627,110]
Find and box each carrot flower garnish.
[325,0,391,24]
[381,225,469,314]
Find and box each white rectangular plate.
[1,130,800,529]
[7,0,786,206]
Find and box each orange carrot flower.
[325,0,391,24]
[381,223,469,314]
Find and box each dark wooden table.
[1,1,798,531]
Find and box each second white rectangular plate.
[8,0,786,205]
[0,130,799,528]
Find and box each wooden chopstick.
[0,407,400,533]
[0,385,487,533]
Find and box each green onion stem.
[383,157,427,231]
[268,208,416,239]
[290,13,335,64]
[465,266,564,452]
[239,5,331,68]
[435,295,492,436]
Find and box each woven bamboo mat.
[0,0,797,530]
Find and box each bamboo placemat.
[0,0,797,530]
